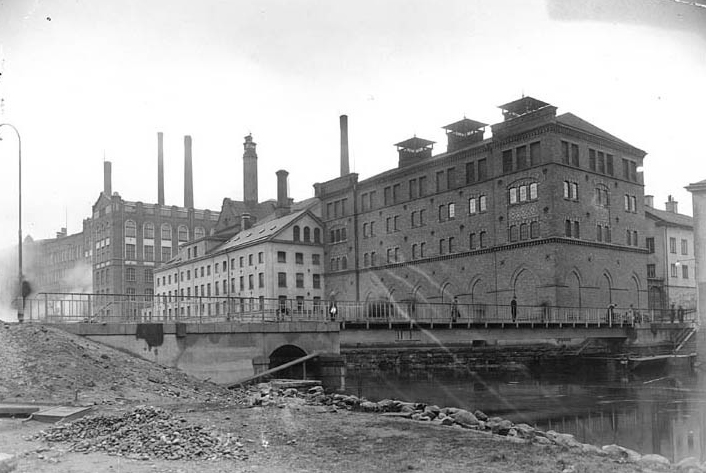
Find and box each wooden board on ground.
[32,406,93,423]
[271,379,322,390]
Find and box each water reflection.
[345,365,706,463]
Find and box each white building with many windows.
[153,199,325,320]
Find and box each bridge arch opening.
[268,344,309,379]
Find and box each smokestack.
[103,161,112,196]
[340,115,350,176]
[666,195,678,214]
[157,132,165,206]
[184,135,194,208]
[276,170,290,216]
[243,134,258,203]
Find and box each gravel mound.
[38,406,247,461]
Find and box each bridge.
[25,293,698,381]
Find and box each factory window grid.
[647,264,656,278]
[177,225,189,242]
[125,220,137,238]
[563,181,579,201]
[143,222,154,239]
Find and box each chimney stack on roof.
[103,161,112,197]
[157,132,165,206]
[184,135,194,209]
[644,195,654,208]
[275,170,290,217]
[340,115,350,176]
[666,195,678,214]
[395,137,435,168]
[241,212,252,231]
[243,134,258,204]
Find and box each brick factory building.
[315,97,649,314]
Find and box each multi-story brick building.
[644,195,696,311]
[154,171,324,320]
[88,134,220,300]
[315,98,649,314]
[23,228,92,294]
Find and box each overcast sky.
[0,0,705,249]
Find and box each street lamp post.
[0,123,23,323]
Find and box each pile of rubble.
[37,406,247,461]
[248,383,682,471]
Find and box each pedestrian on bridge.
[450,297,459,323]
[329,303,338,322]
[511,297,517,323]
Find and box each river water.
[345,364,706,463]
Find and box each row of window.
[503,142,542,174]
[329,227,347,243]
[562,141,638,183]
[669,237,689,255]
[325,198,349,219]
[154,296,325,320]
[439,196,488,222]
[124,220,205,242]
[508,222,540,242]
[509,183,538,204]
[625,229,639,247]
[650,263,691,280]
[125,243,175,262]
[292,225,321,243]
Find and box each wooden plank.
[229,352,320,388]
[31,406,93,423]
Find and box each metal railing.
[24,293,698,328]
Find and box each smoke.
[0,244,19,322]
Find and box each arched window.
[293,226,301,242]
[530,183,538,200]
[342,256,348,270]
[520,223,528,240]
[178,225,189,242]
[161,224,172,240]
[125,220,136,238]
[509,225,518,242]
[530,221,539,239]
[303,226,311,242]
[143,222,154,239]
[314,228,321,244]
[479,231,487,248]
[194,226,205,239]
[341,227,347,241]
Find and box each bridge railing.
[24,292,698,327]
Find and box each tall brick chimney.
[275,170,290,217]
[666,195,678,213]
[184,135,194,209]
[340,115,350,176]
[103,161,112,197]
[157,132,165,206]
[243,134,258,203]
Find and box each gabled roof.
[645,207,693,229]
[556,112,645,155]
[215,207,322,253]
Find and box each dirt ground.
[0,324,676,472]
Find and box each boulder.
[450,409,480,427]
[546,431,582,448]
[377,399,396,412]
[514,423,536,439]
[487,418,512,435]
[578,443,604,455]
[473,410,489,422]
[400,405,416,415]
[308,386,325,395]
[423,405,440,419]
[360,401,379,412]
[440,417,455,426]
[534,436,553,445]
[601,444,642,462]
[637,454,670,467]
[283,388,298,397]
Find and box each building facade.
[315,97,649,313]
[645,195,696,311]
[23,228,92,294]
[154,186,324,320]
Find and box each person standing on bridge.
[450,297,459,323]
[511,297,518,323]
[670,303,676,323]
[329,303,338,322]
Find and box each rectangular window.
[387,248,393,263]
[313,274,321,289]
[277,251,286,263]
[312,254,320,265]
[393,183,401,203]
[477,159,487,180]
[239,256,244,267]
[502,150,513,173]
[479,195,487,212]
[465,162,475,184]
[607,154,614,175]
[671,263,678,278]
[144,245,154,262]
[295,252,304,264]
[622,158,630,180]
[258,272,264,288]
[418,177,427,196]
[439,239,445,255]
[682,265,689,279]
[597,151,605,174]
[436,171,445,192]
[565,220,572,237]
[448,203,455,219]
[161,247,171,263]
[574,221,580,238]
[681,239,688,255]
[386,217,392,233]
[646,237,655,253]
[529,141,540,165]
[438,205,446,222]
[239,276,244,291]
[469,198,477,214]
[411,211,417,228]
[509,188,517,204]
[419,243,425,257]
[248,274,254,290]
[589,149,596,171]
[630,161,637,182]
[125,243,136,260]
[248,254,253,266]
[258,252,264,264]
[126,267,136,282]
[278,272,287,288]
[516,146,527,169]
[446,168,455,189]
[571,143,579,167]
[448,236,455,253]
[647,264,656,278]
[296,273,304,288]
[596,224,602,242]
[419,209,425,225]
[561,141,570,164]
[409,179,418,199]
[670,237,677,254]
[384,186,391,205]
[469,233,476,250]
